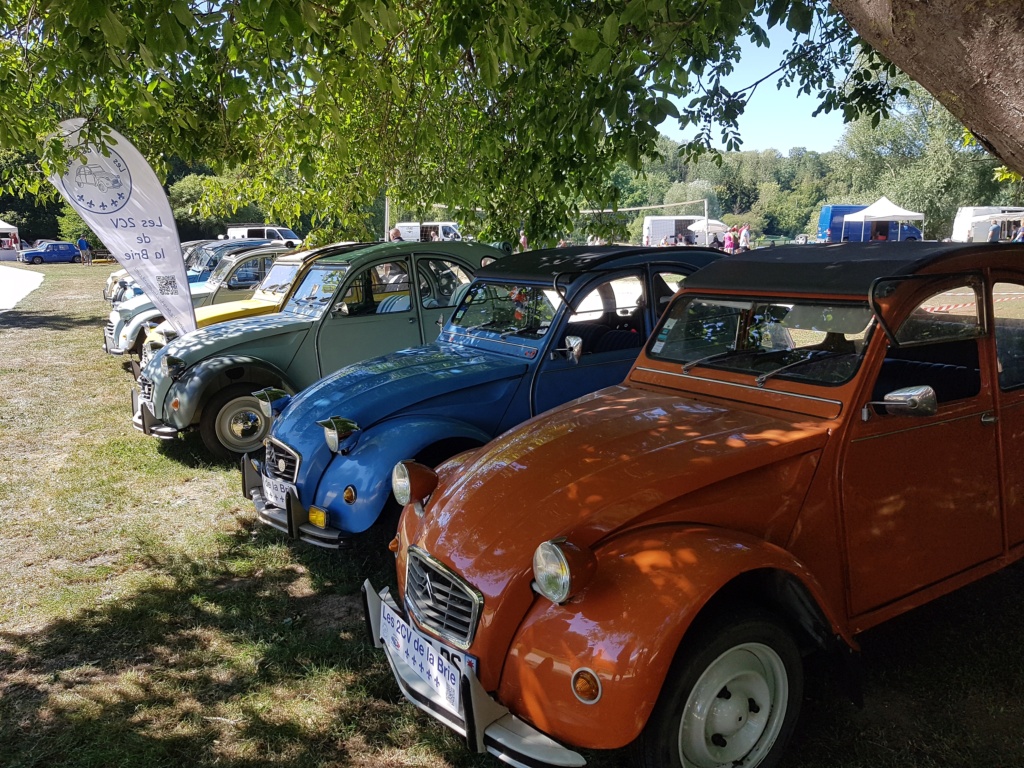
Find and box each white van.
[222,224,302,247]
[395,221,462,242]
[642,215,708,246]
[951,207,1024,242]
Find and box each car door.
[211,254,272,305]
[840,279,1002,618]
[531,270,649,415]
[989,276,1024,547]
[314,258,422,377]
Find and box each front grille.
[137,375,153,404]
[265,439,299,482]
[105,320,116,337]
[406,547,481,649]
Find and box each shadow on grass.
[0,522,463,768]
[0,308,106,330]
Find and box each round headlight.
[532,539,598,604]
[532,541,572,603]
[160,354,187,380]
[392,461,412,506]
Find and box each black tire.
[72,254,82,263]
[632,608,803,768]
[31,255,43,265]
[199,384,271,461]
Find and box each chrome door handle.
[981,412,997,424]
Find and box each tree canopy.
[0,0,1013,241]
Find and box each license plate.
[262,474,294,508]
[380,600,474,714]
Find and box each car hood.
[414,385,831,591]
[155,311,313,369]
[271,342,528,452]
[194,298,278,326]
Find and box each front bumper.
[131,387,179,440]
[241,454,351,549]
[362,580,586,768]
[104,327,126,355]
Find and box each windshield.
[275,228,299,240]
[649,295,875,386]
[255,261,303,298]
[450,282,559,338]
[281,263,350,318]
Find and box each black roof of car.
[683,242,1012,296]
[476,245,723,283]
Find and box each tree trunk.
[832,0,1024,175]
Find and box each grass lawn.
[1,262,1022,767]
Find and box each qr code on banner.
[157,275,178,295]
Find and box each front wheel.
[31,255,43,265]
[632,609,803,768]
[199,384,271,461]
[72,254,82,263]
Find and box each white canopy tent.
[0,218,20,262]
[841,196,924,241]
[687,218,730,234]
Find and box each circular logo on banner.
[60,147,133,214]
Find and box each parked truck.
[817,204,922,242]
[950,206,1024,242]
[395,221,462,242]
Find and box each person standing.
[389,226,403,242]
[988,219,1002,243]
[77,235,93,266]
[738,223,751,252]
[518,229,529,253]
[723,227,736,255]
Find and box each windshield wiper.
[681,348,741,372]
[755,350,851,387]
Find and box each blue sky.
[659,26,849,154]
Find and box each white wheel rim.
[215,396,267,453]
[677,642,789,768]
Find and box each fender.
[165,355,297,429]
[122,308,163,350]
[494,524,849,751]
[313,415,493,534]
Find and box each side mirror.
[861,385,938,421]
[555,335,583,365]
[332,301,350,317]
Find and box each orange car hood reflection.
[417,384,831,586]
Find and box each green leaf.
[568,28,600,55]
[588,47,612,76]
[99,10,128,48]
[602,14,619,47]
[226,99,244,122]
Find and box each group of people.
[992,220,1024,243]
[710,223,751,254]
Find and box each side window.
[418,258,472,308]
[874,284,983,405]
[993,282,1024,390]
[566,275,645,355]
[229,256,263,287]
[246,228,264,238]
[894,284,982,345]
[342,261,411,315]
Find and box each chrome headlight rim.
[317,416,360,454]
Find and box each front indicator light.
[571,668,602,704]
[343,485,357,504]
[308,506,327,529]
[532,538,597,604]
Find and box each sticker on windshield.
[651,341,665,353]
